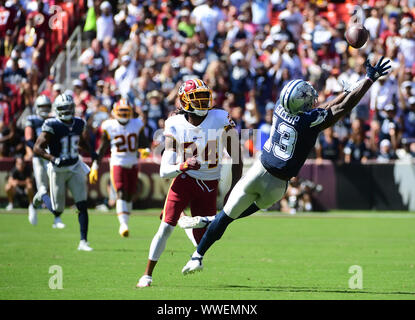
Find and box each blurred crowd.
[1,0,415,164]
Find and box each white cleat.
[182,257,203,275]
[77,240,93,251]
[6,203,13,211]
[32,190,44,209]
[28,204,38,225]
[119,223,129,238]
[178,216,212,229]
[52,217,66,229]
[136,275,152,288]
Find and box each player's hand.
[138,148,150,159]
[365,56,391,82]
[180,156,201,172]
[89,161,99,184]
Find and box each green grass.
[1,209,415,300]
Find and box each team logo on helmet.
[279,80,318,115]
[113,99,133,124]
[178,79,213,117]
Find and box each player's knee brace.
[148,222,174,261]
[116,199,129,214]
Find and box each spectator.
[400,96,415,140]
[191,0,225,41]
[344,120,372,164]
[114,55,137,97]
[5,156,35,211]
[315,127,342,163]
[96,1,114,42]
[377,139,398,162]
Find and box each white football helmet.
[54,94,75,121]
[34,95,52,119]
[279,80,318,115]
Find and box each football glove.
[180,156,201,172]
[89,161,99,185]
[138,148,150,159]
[365,56,391,82]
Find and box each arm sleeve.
[159,149,182,179]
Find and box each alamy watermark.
[348,265,363,289]
[48,265,63,289]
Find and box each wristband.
[91,161,99,171]
[365,75,374,83]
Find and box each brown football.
[345,23,369,48]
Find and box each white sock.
[148,222,174,261]
[118,213,129,225]
[184,228,198,247]
[192,251,203,259]
[116,199,129,214]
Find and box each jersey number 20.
[264,122,298,160]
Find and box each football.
[345,23,369,48]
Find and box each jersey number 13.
[263,122,298,160]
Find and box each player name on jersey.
[274,105,301,125]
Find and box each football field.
[1,209,415,300]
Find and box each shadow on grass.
[217,284,415,296]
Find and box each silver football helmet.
[53,94,75,121]
[279,80,318,115]
[34,95,52,119]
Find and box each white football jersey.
[164,109,235,181]
[101,118,144,167]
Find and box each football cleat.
[178,216,212,229]
[28,204,38,226]
[52,217,66,229]
[119,223,129,238]
[136,275,152,288]
[78,240,93,251]
[32,190,45,209]
[182,256,203,275]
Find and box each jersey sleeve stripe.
[286,80,302,112]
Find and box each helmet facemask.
[113,99,133,124]
[179,79,213,117]
[36,104,52,119]
[55,103,75,121]
[115,106,132,124]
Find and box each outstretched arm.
[320,56,391,130]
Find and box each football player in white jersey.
[89,99,149,237]
[25,95,52,225]
[136,79,243,287]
